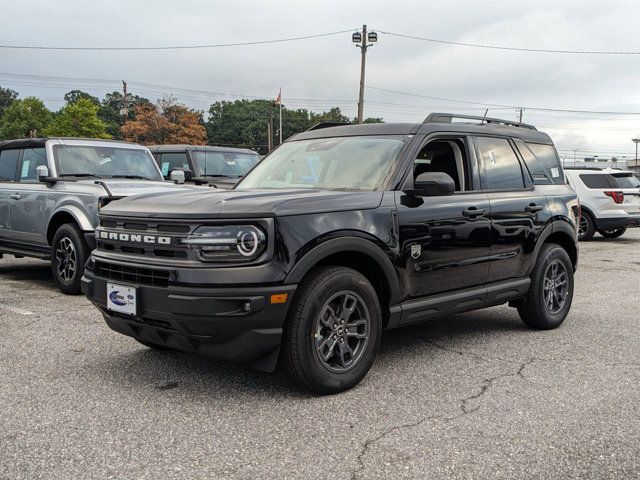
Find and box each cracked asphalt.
[2,231,640,479]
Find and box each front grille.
[94,261,170,288]
[97,217,194,259]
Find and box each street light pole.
[632,138,640,173]
[353,25,377,124]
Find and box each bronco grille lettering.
[98,230,171,245]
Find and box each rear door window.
[475,136,525,190]
[0,149,20,182]
[514,140,564,185]
[579,173,618,189]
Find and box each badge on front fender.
[411,244,421,260]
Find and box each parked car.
[565,167,640,240]
[148,145,260,188]
[0,137,190,294]
[82,113,579,394]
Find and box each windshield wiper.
[202,174,241,179]
[59,173,101,178]
[110,174,153,180]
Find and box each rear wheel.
[598,227,627,238]
[51,223,89,295]
[577,212,595,241]
[518,243,574,330]
[283,266,382,394]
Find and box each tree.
[0,97,52,139]
[99,91,151,139]
[64,90,99,106]
[43,98,111,138]
[121,98,207,145]
[205,100,381,153]
[0,87,18,117]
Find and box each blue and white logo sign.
[107,283,136,315]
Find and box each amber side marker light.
[270,293,288,304]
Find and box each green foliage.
[0,87,18,117]
[64,90,99,106]
[0,97,52,139]
[43,98,111,139]
[206,100,378,154]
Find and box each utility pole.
[573,149,577,167]
[267,103,274,153]
[122,80,128,121]
[353,25,378,123]
[518,107,524,123]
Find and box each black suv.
[82,114,579,394]
[148,144,260,188]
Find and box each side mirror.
[410,172,455,196]
[169,169,185,184]
[36,165,50,183]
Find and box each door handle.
[462,207,485,218]
[10,193,21,200]
[525,204,543,213]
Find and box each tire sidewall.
[51,224,88,294]
[598,227,626,238]
[578,212,595,241]
[534,246,574,327]
[292,269,382,393]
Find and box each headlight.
[181,225,267,262]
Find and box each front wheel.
[518,243,574,330]
[283,266,382,394]
[598,227,627,238]
[51,223,89,295]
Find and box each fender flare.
[285,236,401,305]
[49,205,94,233]
[526,220,578,275]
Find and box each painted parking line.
[0,304,34,316]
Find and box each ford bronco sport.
[0,137,189,294]
[82,114,579,394]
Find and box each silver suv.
[0,137,189,293]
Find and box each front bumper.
[596,214,640,230]
[81,270,296,371]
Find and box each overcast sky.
[2,0,640,159]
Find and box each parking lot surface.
[2,231,640,479]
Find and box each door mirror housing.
[169,169,185,184]
[36,165,50,183]
[409,172,455,196]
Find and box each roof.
[147,144,259,155]
[0,137,143,150]
[289,113,553,144]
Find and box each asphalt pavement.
[1,231,640,479]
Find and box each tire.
[577,211,596,241]
[518,243,574,330]
[598,227,627,239]
[283,266,382,394]
[135,339,172,350]
[51,223,90,295]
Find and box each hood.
[101,188,384,219]
[88,179,194,198]
[192,177,239,189]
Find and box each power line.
[378,30,640,55]
[366,85,640,115]
[0,29,353,51]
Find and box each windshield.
[614,174,640,188]
[52,145,162,180]
[236,136,407,191]
[193,151,259,178]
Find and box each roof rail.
[424,113,537,131]
[306,122,351,131]
[563,166,606,171]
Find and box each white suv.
[565,168,640,240]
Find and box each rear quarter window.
[579,173,618,189]
[514,140,564,185]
